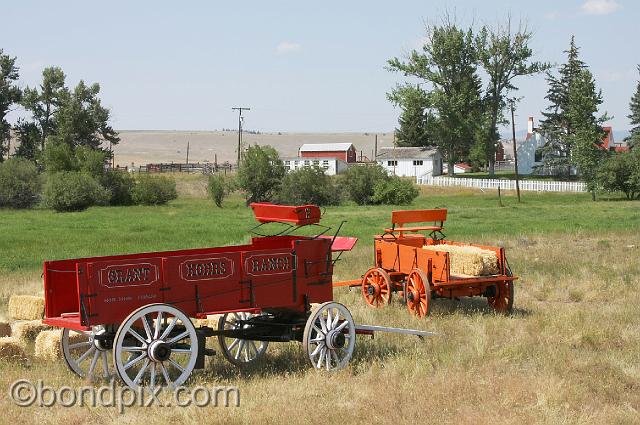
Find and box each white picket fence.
[417,175,587,193]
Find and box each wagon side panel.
[242,248,297,310]
[43,259,80,320]
[291,238,333,307]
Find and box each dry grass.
[34,330,62,361]
[0,231,639,424]
[7,294,44,320]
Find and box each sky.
[2,0,639,135]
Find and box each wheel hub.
[367,284,378,296]
[326,330,346,349]
[148,340,172,362]
[92,329,112,352]
[407,290,415,301]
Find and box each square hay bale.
[8,295,45,321]
[12,320,51,344]
[35,330,63,361]
[423,244,499,276]
[0,322,11,337]
[0,337,27,360]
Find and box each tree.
[0,49,21,162]
[539,36,587,175]
[339,164,389,205]
[597,151,640,199]
[21,67,67,151]
[13,119,40,161]
[277,166,338,206]
[237,145,285,204]
[387,85,433,147]
[566,69,608,199]
[477,19,550,175]
[626,65,640,149]
[388,20,483,176]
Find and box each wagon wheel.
[361,267,392,308]
[406,269,431,318]
[217,312,269,367]
[303,302,356,371]
[487,281,514,314]
[61,326,113,380]
[113,303,199,390]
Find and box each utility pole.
[185,141,190,164]
[232,107,250,167]
[374,134,378,161]
[510,101,521,203]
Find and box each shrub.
[132,175,177,205]
[42,142,77,173]
[597,151,640,199]
[277,166,338,206]
[208,174,233,207]
[237,145,285,203]
[76,146,108,178]
[43,172,110,212]
[339,164,389,205]
[0,158,41,209]
[101,170,136,206]
[372,176,420,205]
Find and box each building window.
[387,160,398,166]
[413,160,423,166]
[284,160,290,165]
[304,160,310,166]
[313,160,319,166]
[322,160,329,166]
[534,148,543,163]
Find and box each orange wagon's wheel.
[406,269,431,318]
[487,281,514,314]
[361,268,392,308]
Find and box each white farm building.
[376,147,443,178]
[282,157,349,176]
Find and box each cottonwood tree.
[626,65,640,149]
[477,19,550,175]
[237,145,285,204]
[0,49,21,162]
[388,20,483,176]
[21,66,67,151]
[539,36,587,175]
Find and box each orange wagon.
[337,209,517,317]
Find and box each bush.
[0,158,41,209]
[277,166,339,206]
[339,164,389,205]
[208,174,233,207]
[43,172,110,212]
[237,145,285,203]
[101,170,136,206]
[372,176,420,205]
[597,151,640,199]
[42,142,77,173]
[76,146,108,178]
[132,175,177,205]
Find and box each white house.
[282,157,349,176]
[376,147,443,178]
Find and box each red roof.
[601,126,613,150]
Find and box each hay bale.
[0,322,11,337]
[0,337,27,360]
[35,329,62,360]
[12,320,50,344]
[8,295,45,320]
[423,244,499,276]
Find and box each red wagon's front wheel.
[361,268,392,308]
[487,281,514,314]
[406,269,431,318]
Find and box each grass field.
[0,178,639,424]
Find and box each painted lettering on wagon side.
[99,263,158,288]
[245,253,293,276]
[180,257,234,281]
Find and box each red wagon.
[43,203,430,389]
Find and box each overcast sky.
[2,0,638,134]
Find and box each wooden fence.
[136,162,233,174]
[417,175,586,193]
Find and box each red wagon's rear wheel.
[218,312,269,367]
[406,269,430,318]
[487,281,514,314]
[361,267,392,308]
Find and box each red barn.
[299,143,356,163]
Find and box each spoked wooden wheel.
[487,281,514,314]
[61,326,113,380]
[218,312,269,367]
[303,302,356,371]
[361,267,392,308]
[406,269,431,318]
[113,303,198,389]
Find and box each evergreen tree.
[625,65,640,149]
[14,119,40,162]
[0,49,21,162]
[539,36,587,175]
[388,85,433,147]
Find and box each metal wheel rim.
[61,326,113,380]
[362,268,392,307]
[217,312,269,366]
[113,303,198,390]
[303,302,356,371]
[406,269,430,318]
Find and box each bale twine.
[0,322,11,337]
[34,330,63,361]
[0,337,27,360]
[423,244,499,276]
[8,295,45,321]
[12,320,51,344]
